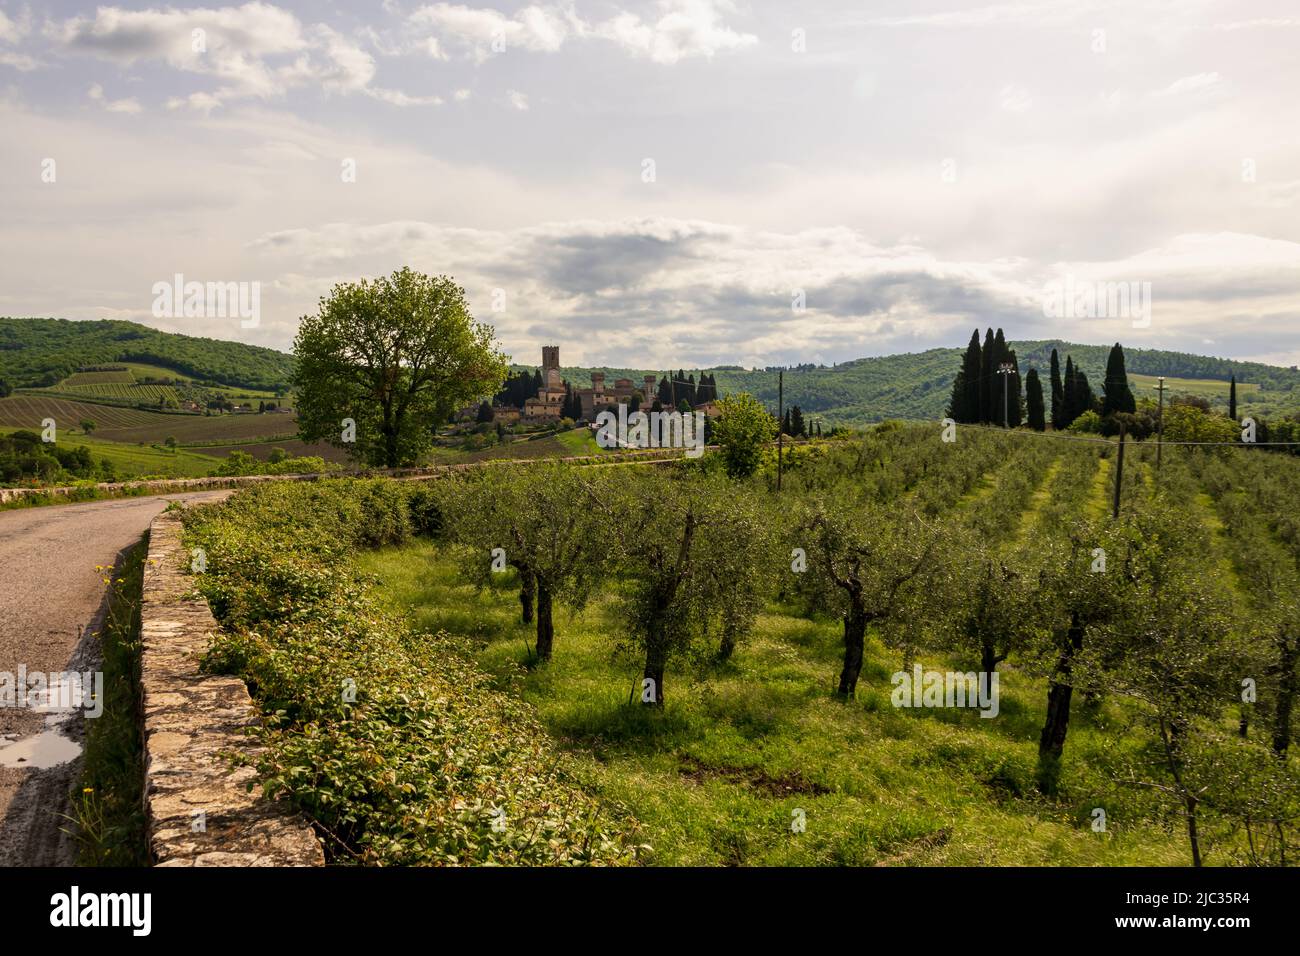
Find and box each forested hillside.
[544,340,1300,425]
[0,318,294,390]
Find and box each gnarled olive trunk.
[1037,611,1084,794]
[518,567,535,625]
[837,601,868,698]
[535,581,554,662]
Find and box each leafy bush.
[183,479,640,865]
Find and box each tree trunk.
[518,567,535,625]
[535,582,554,662]
[1273,635,1297,756]
[980,638,1003,677]
[643,640,667,707]
[837,601,868,698]
[1037,612,1084,794]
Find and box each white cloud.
[87,82,142,114]
[998,84,1032,112]
[49,3,436,108]
[407,0,756,65]
[1154,72,1224,97]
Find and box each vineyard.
[182,424,1300,866]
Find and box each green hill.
[541,340,1300,426]
[0,318,294,391]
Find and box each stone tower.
[542,346,560,374]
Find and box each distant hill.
[532,339,1300,426]
[0,318,294,391]
[6,319,1297,426]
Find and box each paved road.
[0,491,228,866]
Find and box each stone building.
[521,346,657,421]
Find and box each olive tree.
[1102,506,1242,865]
[294,268,508,468]
[441,463,612,662]
[605,471,773,705]
[795,494,949,698]
[1027,521,1127,794]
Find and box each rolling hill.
[550,339,1300,426]
[0,318,294,390]
[4,318,1298,429]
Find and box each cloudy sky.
[1,0,1298,369]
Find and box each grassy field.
[0,426,222,477]
[1129,373,1260,402]
[0,394,292,444]
[358,541,1188,866]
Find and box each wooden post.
[1112,423,1126,519]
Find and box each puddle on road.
[0,727,82,768]
[0,675,89,769]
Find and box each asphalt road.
[0,492,228,866]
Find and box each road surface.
[0,492,228,866]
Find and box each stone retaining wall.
[140,507,325,866]
[0,446,694,506]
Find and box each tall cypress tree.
[989,329,1011,423]
[1075,369,1096,418]
[1049,348,1064,430]
[1062,356,1078,426]
[1229,374,1238,420]
[1025,368,1046,430]
[954,329,982,423]
[1102,343,1136,415]
[1007,349,1023,427]
[979,328,995,424]
[791,405,805,437]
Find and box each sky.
[0,0,1298,370]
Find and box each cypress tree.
[1229,374,1238,420]
[658,375,672,406]
[949,329,982,423]
[1102,343,1136,415]
[1049,348,1064,430]
[1007,349,1023,427]
[791,406,805,437]
[1062,356,1077,426]
[1026,368,1046,430]
[1075,369,1096,417]
[979,328,996,424]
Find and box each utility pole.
[997,363,1014,428]
[777,369,784,491]
[1155,376,1166,470]
[1112,422,1126,519]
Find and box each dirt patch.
[872,827,953,866]
[677,755,832,797]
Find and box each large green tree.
[293,268,508,467]
[712,392,777,479]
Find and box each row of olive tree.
[433,463,775,704]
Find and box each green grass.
[0,426,222,479]
[554,426,606,456]
[358,541,1192,866]
[71,539,150,865]
[1129,373,1259,400]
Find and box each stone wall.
[140,507,324,866]
[0,446,695,506]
